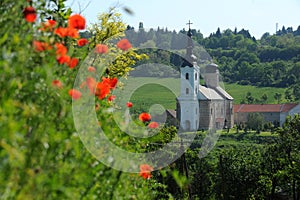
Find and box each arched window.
[185,73,189,80]
[195,73,197,80]
[186,88,189,94]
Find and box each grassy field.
[225,83,287,104]
[118,77,289,112]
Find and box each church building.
[169,25,234,131]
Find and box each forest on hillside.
[82,23,300,102]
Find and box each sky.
[66,0,300,38]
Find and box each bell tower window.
[186,88,189,94]
[185,73,189,80]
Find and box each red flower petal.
[57,55,71,65]
[33,41,52,52]
[102,77,118,89]
[40,19,56,31]
[108,95,116,102]
[139,112,151,122]
[139,164,153,179]
[95,44,108,54]
[66,27,79,38]
[86,77,97,94]
[116,38,132,51]
[23,6,36,23]
[88,66,96,72]
[95,82,111,100]
[126,102,133,108]
[148,122,159,129]
[77,38,89,46]
[54,27,68,38]
[68,14,86,30]
[52,80,63,89]
[55,43,68,56]
[68,89,82,100]
[67,57,79,69]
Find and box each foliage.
[124,24,300,101]
[247,112,265,131]
[0,1,167,199]
[275,114,300,199]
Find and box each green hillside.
[225,83,287,104]
[119,77,290,113]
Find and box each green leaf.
[0,32,8,46]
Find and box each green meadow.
[117,77,288,112]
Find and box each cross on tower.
[186,20,193,30]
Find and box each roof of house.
[199,85,223,100]
[215,86,234,100]
[234,103,299,113]
[166,109,177,118]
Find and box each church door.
[185,120,191,131]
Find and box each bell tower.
[176,21,200,131]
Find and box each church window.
[195,73,197,80]
[185,73,189,80]
[196,108,197,114]
[211,108,213,114]
[186,88,189,94]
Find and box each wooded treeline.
[153,115,300,200]
[96,23,300,102]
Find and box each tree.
[245,92,254,104]
[238,28,252,38]
[274,92,282,103]
[276,115,300,200]
[285,89,294,102]
[215,27,221,38]
[217,147,265,199]
[261,94,268,104]
[247,112,264,131]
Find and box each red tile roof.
[234,103,298,113]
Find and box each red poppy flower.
[139,112,151,122]
[102,77,118,89]
[54,27,68,38]
[23,6,36,23]
[68,14,86,30]
[33,41,52,52]
[126,102,133,108]
[95,81,111,100]
[52,80,63,89]
[55,43,68,56]
[95,44,108,54]
[77,38,89,46]
[68,89,82,100]
[67,57,78,69]
[116,38,132,51]
[57,55,71,65]
[66,27,79,38]
[139,164,153,179]
[86,77,97,94]
[40,19,56,31]
[88,66,96,72]
[148,122,159,129]
[109,77,118,89]
[108,95,116,102]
